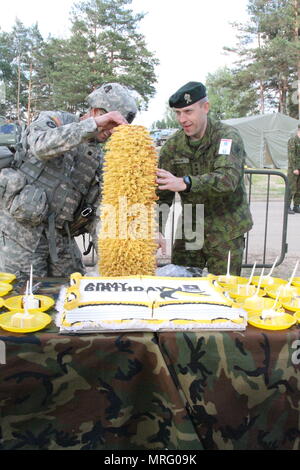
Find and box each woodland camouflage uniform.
[158,117,253,275]
[287,131,300,211]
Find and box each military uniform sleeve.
[156,141,176,233]
[26,116,98,161]
[296,146,300,169]
[288,136,300,170]
[190,133,246,196]
[288,137,296,170]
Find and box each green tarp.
[222,113,299,169]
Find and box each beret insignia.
[169,81,207,108]
[184,93,192,104]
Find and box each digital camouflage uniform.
[287,132,300,209]
[0,111,101,281]
[157,117,253,275]
[0,83,138,282]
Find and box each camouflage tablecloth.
[0,329,202,450]
[1,276,299,451]
[159,326,300,450]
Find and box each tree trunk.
[259,79,265,114]
[282,77,288,115]
[257,32,265,114]
[27,63,33,125]
[17,55,21,120]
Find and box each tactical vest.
[15,142,100,230]
[6,138,101,261]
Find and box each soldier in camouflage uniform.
[287,124,300,214]
[156,82,253,276]
[0,83,137,282]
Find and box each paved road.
[246,200,298,261]
[78,198,299,279]
[242,200,299,279]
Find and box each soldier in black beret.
[156,81,253,276]
[168,81,207,108]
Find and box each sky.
[0,0,250,127]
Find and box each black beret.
[169,82,207,108]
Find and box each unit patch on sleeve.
[218,139,232,155]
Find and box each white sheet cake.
[56,273,247,333]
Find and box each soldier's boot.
[293,205,300,213]
[288,206,295,214]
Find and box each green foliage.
[206,67,259,119]
[0,20,44,118]
[0,0,159,118]
[223,0,300,118]
[151,103,180,130]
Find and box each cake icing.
[56,273,247,333]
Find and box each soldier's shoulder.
[28,111,60,132]
[160,129,185,150]
[287,135,297,147]
[214,119,243,142]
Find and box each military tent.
[222,113,299,169]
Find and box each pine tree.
[224,0,300,117]
[206,67,259,119]
[0,1,159,117]
[46,0,158,110]
[0,20,45,120]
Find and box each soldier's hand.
[94,111,127,141]
[80,111,92,121]
[156,169,187,192]
[156,232,167,255]
[293,169,300,175]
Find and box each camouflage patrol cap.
[169,81,207,108]
[86,83,138,123]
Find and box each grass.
[244,170,287,200]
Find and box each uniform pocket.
[0,168,26,208]
[9,184,48,226]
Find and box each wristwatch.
[182,175,192,192]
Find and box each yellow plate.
[248,313,296,330]
[0,272,16,283]
[236,295,267,312]
[281,298,300,312]
[251,276,287,288]
[0,298,4,308]
[4,295,55,312]
[215,275,249,289]
[292,277,300,288]
[247,307,285,319]
[0,310,52,333]
[235,297,283,315]
[265,285,300,302]
[0,282,13,297]
[227,285,264,300]
[295,311,300,322]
